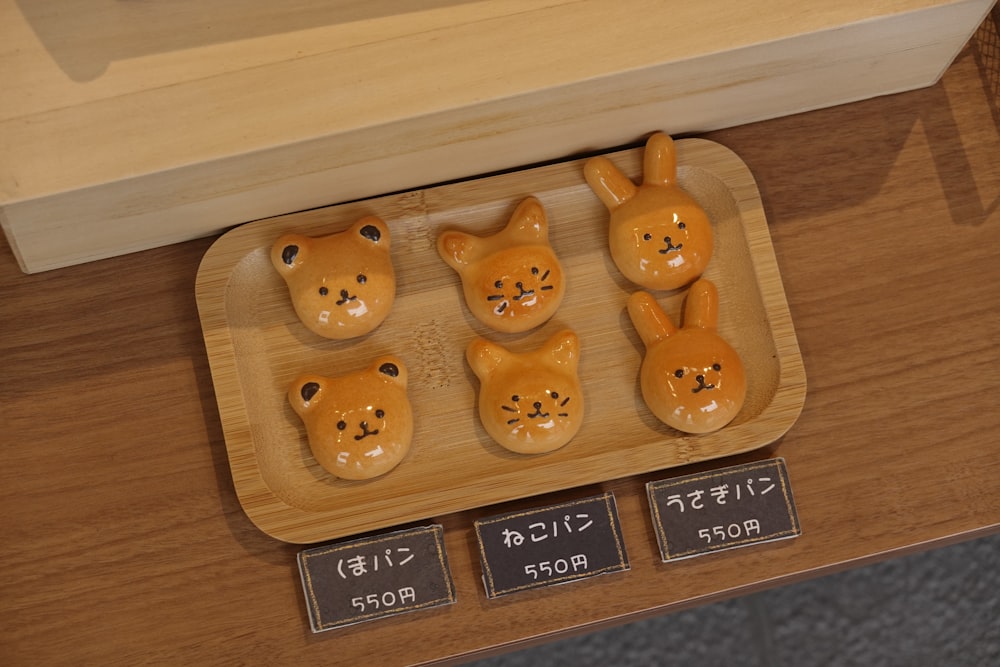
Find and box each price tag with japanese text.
[647,458,800,561]
[297,525,455,632]
[474,492,629,598]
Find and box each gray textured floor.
[466,532,1000,666]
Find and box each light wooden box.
[1,0,994,273]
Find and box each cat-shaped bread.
[585,132,713,291]
[627,279,745,433]
[437,197,565,333]
[271,216,395,339]
[466,330,583,454]
[287,356,412,480]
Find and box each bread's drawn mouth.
[692,374,716,393]
[513,281,535,300]
[527,402,549,418]
[336,288,358,306]
[658,236,684,254]
[353,421,380,440]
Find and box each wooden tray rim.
[195,138,807,543]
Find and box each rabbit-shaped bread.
[466,330,583,454]
[585,133,713,291]
[437,197,565,333]
[271,216,395,340]
[627,279,745,433]
[287,356,412,480]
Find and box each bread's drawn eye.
[494,279,503,289]
[674,369,684,378]
[357,274,367,284]
[337,420,347,430]
[550,391,559,400]
[643,233,653,241]
[712,363,721,371]
[375,409,385,419]
[511,395,520,402]
[318,286,328,296]
[677,221,687,230]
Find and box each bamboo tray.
[195,138,806,544]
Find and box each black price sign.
[647,458,800,561]
[474,492,629,598]
[297,525,455,632]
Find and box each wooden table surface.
[2,23,999,666]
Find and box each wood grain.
[1,26,999,667]
[2,0,994,272]
[195,139,806,543]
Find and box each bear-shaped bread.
[437,197,565,333]
[271,216,395,340]
[627,280,745,434]
[584,132,713,291]
[287,356,412,480]
[466,330,583,454]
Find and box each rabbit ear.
[627,291,678,348]
[642,132,678,187]
[584,157,638,211]
[505,197,548,243]
[466,337,509,379]
[683,279,719,330]
[544,330,580,370]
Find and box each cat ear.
[373,355,408,387]
[271,233,310,273]
[544,330,580,370]
[683,279,718,330]
[642,132,678,187]
[505,197,549,243]
[584,156,638,211]
[627,291,678,348]
[437,230,477,270]
[466,337,509,379]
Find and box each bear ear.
[505,197,548,243]
[373,356,408,387]
[301,381,321,402]
[466,337,509,379]
[544,330,580,370]
[627,291,678,348]
[437,230,477,271]
[288,374,325,415]
[352,216,391,249]
[271,234,310,273]
[642,132,678,187]
[683,278,718,330]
